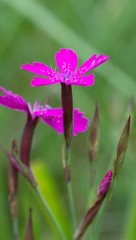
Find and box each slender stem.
[34,186,67,240]
[61,83,76,230]
[67,181,77,230]
[13,219,20,240]
[65,143,77,231]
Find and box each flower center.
[62,71,72,82]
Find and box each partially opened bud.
[74,170,113,240]
[114,116,131,178]
[24,208,34,240]
[98,170,113,198]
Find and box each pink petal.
[76,54,109,75]
[21,62,54,77]
[34,108,64,134]
[66,74,95,87]
[73,109,89,136]
[55,48,78,74]
[44,108,63,117]
[0,86,29,113]
[31,76,61,87]
[34,107,89,136]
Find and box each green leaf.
[31,160,71,238]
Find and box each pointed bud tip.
[117,115,131,156]
[127,115,131,129]
[95,102,99,117]
[123,115,131,136]
[114,115,131,179]
[91,102,99,125]
[88,102,99,162]
[24,208,34,240]
[11,139,18,154]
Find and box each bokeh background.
[0,0,136,239]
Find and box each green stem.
[34,186,67,240]
[87,162,97,208]
[12,218,20,240]
[67,181,77,231]
[65,142,77,231]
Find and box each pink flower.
[0,86,89,136]
[34,106,89,136]
[21,48,109,87]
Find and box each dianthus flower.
[0,86,88,135]
[21,48,109,87]
[21,48,109,143]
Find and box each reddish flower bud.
[74,170,112,240]
[98,170,113,198]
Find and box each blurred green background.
[0,0,136,239]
